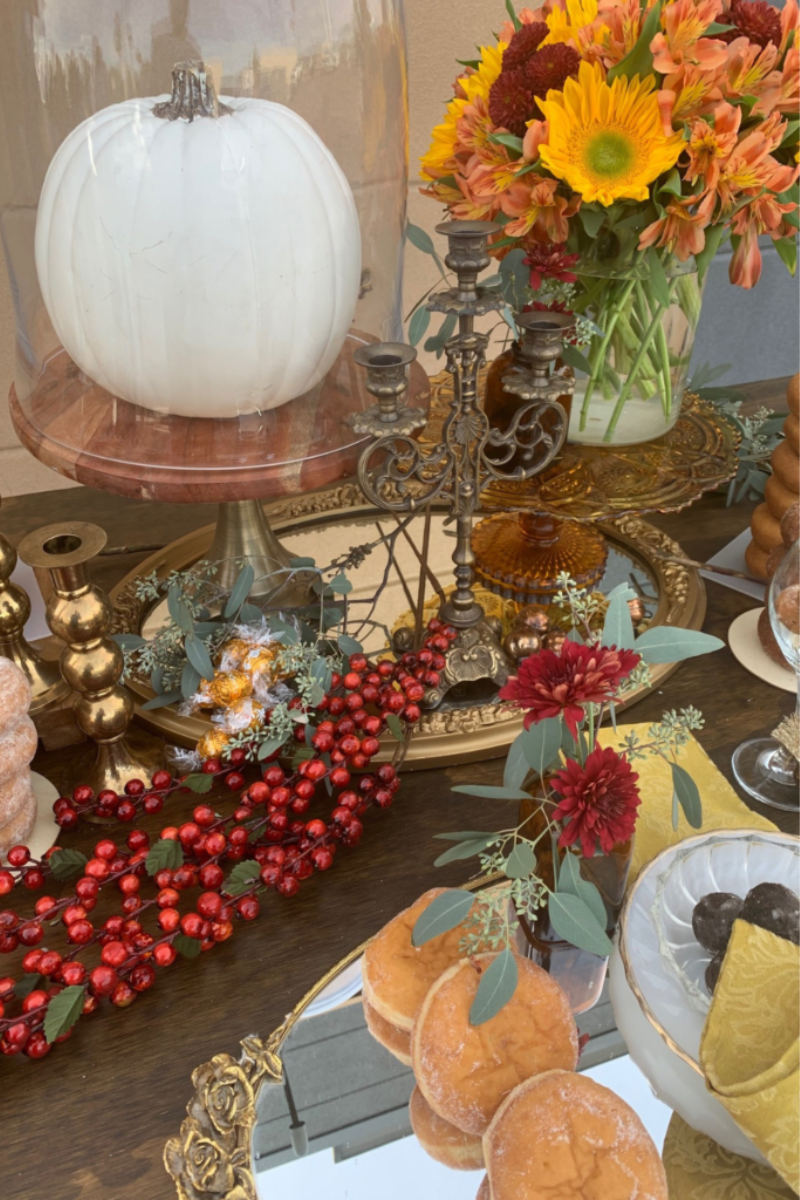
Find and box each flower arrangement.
[413,576,724,1023]
[415,0,799,442]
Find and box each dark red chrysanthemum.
[551,745,641,857]
[489,67,538,137]
[524,242,581,290]
[720,0,782,47]
[502,20,550,71]
[525,44,582,114]
[498,639,641,739]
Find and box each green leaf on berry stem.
[145,838,184,877]
[15,972,44,999]
[338,633,364,657]
[173,933,203,959]
[44,985,85,1044]
[257,737,285,761]
[185,773,214,794]
[386,713,405,741]
[48,848,89,881]
[224,860,263,896]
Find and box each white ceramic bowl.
[609,828,800,1162]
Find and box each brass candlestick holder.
[0,532,68,714]
[353,220,569,709]
[17,522,162,798]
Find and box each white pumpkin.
[34,65,361,419]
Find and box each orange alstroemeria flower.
[717,117,800,212]
[658,64,724,132]
[781,0,799,53]
[639,195,714,260]
[651,0,729,75]
[597,0,649,67]
[498,6,544,42]
[500,174,580,242]
[723,37,782,115]
[778,46,800,115]
[686,102,742,189]
[729,194,797,288]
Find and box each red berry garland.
[0,629,457,1060]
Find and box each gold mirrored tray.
[110,485,705,768]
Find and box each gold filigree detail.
[109,577,148,636]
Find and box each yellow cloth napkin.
[699,920,800,1193]
[598,725,778,881]
[663,1114,798,1200]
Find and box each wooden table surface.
[0,377,796,1200]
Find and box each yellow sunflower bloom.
[420,43,506,181]
[543,0,605,46]
[538,61,684,206]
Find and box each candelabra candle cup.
[17,521,163,802]
[350,343,425,438]
[0,531,67,713]
[435,220,496,305]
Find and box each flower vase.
[518,793,634,1014]
[568,257,703,447]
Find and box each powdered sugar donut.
[410,1085,485,1171]
[0,772,35,825]
[363,996,412,1066]
[0,716,38,785]
[0,658,32,736]
[477,1178,491,1200]
[0,786,37,858]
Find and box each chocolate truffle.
[705,951,724,995]
[692,892,743,954]
[741,882,800,945]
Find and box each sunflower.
[420,43,506,180]
[538,61,684,205]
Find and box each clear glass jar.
[0,1,408,413]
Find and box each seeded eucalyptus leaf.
[452,784,531,801]
[521,718,562,780]
[224,860,263,896]
[224,565,255,619]
[257,736,285,761]
[142,688,183,711]
[145,838,184,877]
[329,574,353,595]
[239,603,263,623]
[338,634,364,657]
[469,948,518,1025]
[406,222,436,256]
[558,852,607,929]
[111,633,146,651]
[289,556,316,568]
[565,625,584,644]
[184,634,215,683]
[44,985,86,1044]
[434,830,499,842]
[185,773,214,794]
[49,848,88,881]
[503,733,530,791]
[269,617,299,645]
[181,662,202,700]
[670,761,703,828]
[505,842,536,880]
[602,589,637,651]
[548,893,613,957]
[167,586,194,633]
[434,837,495,867]
[409,306,431,347]
[635,626,724,664]
[411,890,474,946]
[561,344,593,376]
[173,933,203,958]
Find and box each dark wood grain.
[0,377,796,1200]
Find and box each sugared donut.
[0,717,38,786]
[0,786,36,858]
[765,544,786,579]
[745,539,770,581]
[765,474,799,522]
[0,772,35,826]
[785,413,800,456]
[409,1085,485,1171]
[771,440,800,493]
[751,502,783,553]
[757,606,791,669]
[0,659,32,736]
[412,953,578,1136]
[781,501,800,548]
[362,996,412,1066]
[484,1070,668,1200]
[788,373,799,418]
[362,888,474,1031]
[477,1178,492,1200]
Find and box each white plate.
[300,956,364,1019]
[728,607,796,693]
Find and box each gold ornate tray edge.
[111,490,705,768]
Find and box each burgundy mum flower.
[720,0,782,47]
[524,242,581,290]
[551,745,641,857]
[502,20,549,71]
[498,640,641,739]
[524,44,582,116]
[489,67,538,137]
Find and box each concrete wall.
[1,0,797,496]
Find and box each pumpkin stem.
[153,61,233,122]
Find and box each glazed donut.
[362,888,475,1032]
[412,953,578,1136]
[765,473,799,522]
[751,502,784,553]
[0,717,38,786]
[0,786,37,858]
[771,440,800,493]
[785,413,800,456]
[362,996,412,1066]
[0,772,35,826]
[476,1178,492,1200]
[484,1070,668,1200]
[0,659,32,737]
[409,1085,485,1171]
[745,539,770,581]
[788,373,799,418]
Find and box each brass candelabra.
[0,532,68,713]
[353,220,570,709]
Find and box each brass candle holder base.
[472,512,608,605]
[394,615,510,709]
[17,521,163,804]
[0,532,69,713]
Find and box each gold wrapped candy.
[241,644,284,681]
[214,638,253,670]
[214,698,265,735]
[195,669,253,709]
[197,729,231,760]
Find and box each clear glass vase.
[0,0,408,409]
[568,257,703,447]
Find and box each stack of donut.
[362,888,668,1199]
[746,374,800,581]
[0,659,39,858]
